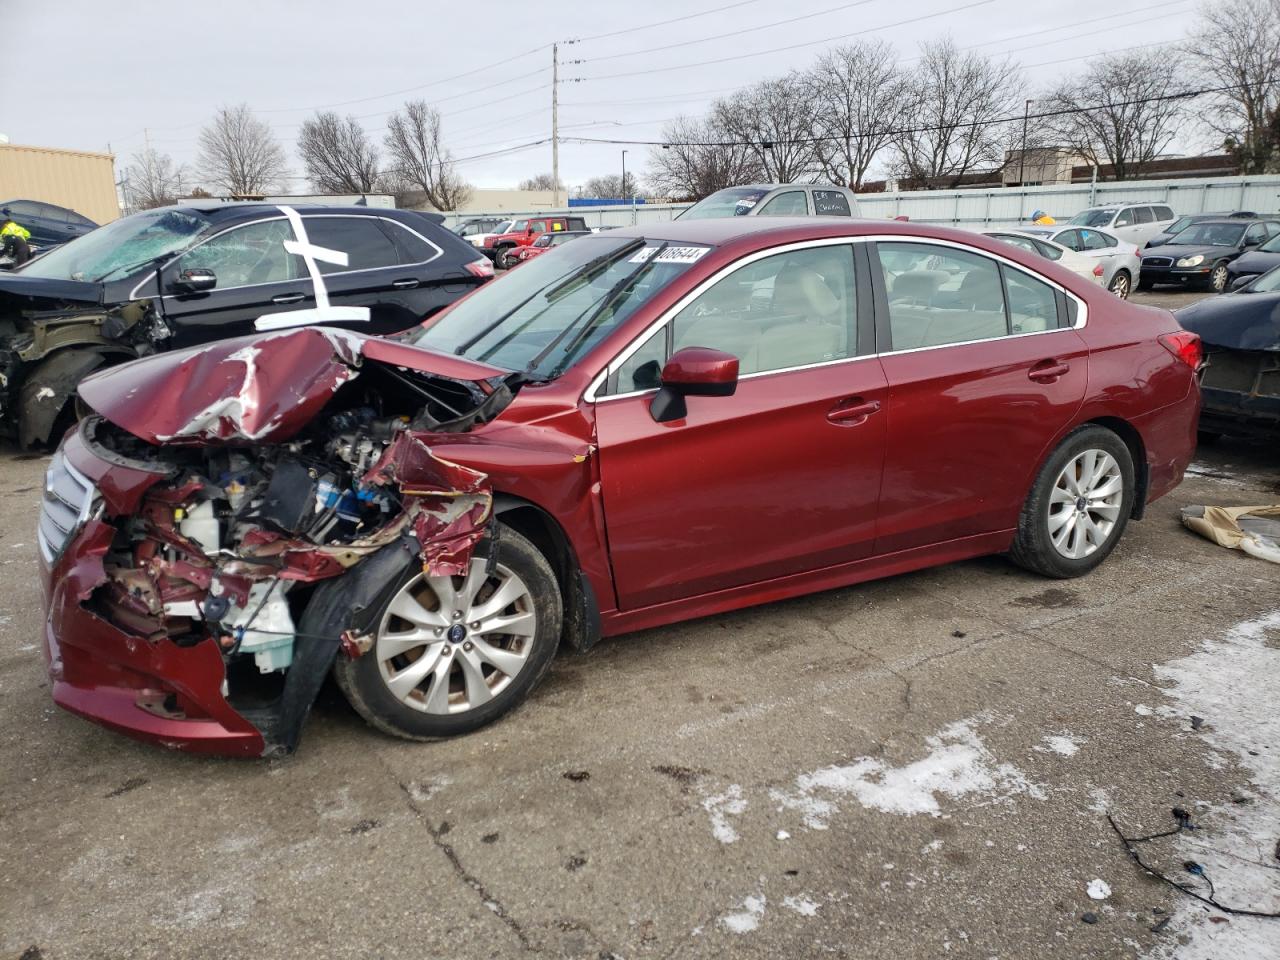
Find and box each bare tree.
[645,115,763,199]
[892,39,1024,188]
[712,75,819,183]
[804,40,916,188]
[383,100,472,210]
[196,104,289,195]
[122,147,187,212]
[298,112,380,193]
[518,173,565,191]
[1188,0,1280,173]
[578,173,644,199]
[1041,50,1185,181]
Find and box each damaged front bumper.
[40,427,267,755]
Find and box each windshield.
[1068,209,1115,227]
[18,208,209,282]
[411,235,709,377]
[532,234,554,247]
[680,187,770,220]
[1167,223,1244,246]
[1258,233,1280,253]
[1166,216,1195,235]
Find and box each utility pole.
[1018,100,1032,186]
[552,43,561,209]
[621,149,627,203]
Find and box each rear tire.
[1009,425,1135,579]
[332,522,562,741]
[1108,269,1132,299]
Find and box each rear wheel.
[1108,269,1132,299]
[333,523,562,740]
[1009,425,1135,579]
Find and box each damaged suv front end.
[39,327,532,756]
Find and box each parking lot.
[1,288,1277,960]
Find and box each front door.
[595,242,887,610]
[870,240,1089,554]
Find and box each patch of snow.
[701,784,747,844]
[776,829,790,841]
[34,387,55,400]
[1141,609,1280,960]
[1036,733,1084,757]
[722,893,766,934]
[1087,879,1111,900]
[1134,704,1153,716]
[771,716,1044,828]
[782,895,819,917]
[1184,462,1247,488]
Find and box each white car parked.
[1066,203,1177,247]
[983,231,1105,287]
[1017,225,1143,299]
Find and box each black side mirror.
[172,267,216,293]
[1229,274,1252,291]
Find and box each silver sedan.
[1017,225,1143,299]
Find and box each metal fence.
[441,174,1280,232]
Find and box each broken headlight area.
[80,391,496,746]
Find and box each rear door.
[871,239,1088,553]
[595,240,887,609]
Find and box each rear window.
[814,190,853,216]
[1152,206,1174,221]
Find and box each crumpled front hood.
[0,274,103,313]
[77,326,506,445]
[1176,294,1280,352]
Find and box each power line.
[570,0,996,82]
[570,0,770,43]
[961,0,1193,50]
[576,0,876,64]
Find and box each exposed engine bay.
[70,336,519,749]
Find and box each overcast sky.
[5,0,1200,193]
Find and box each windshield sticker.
[735,198,758,209]
[655,246,710,264]
[629,246,659,263]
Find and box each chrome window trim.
[585,234,1088,403]
[128,214,443,300]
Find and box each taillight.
[465,259,495,279]
[1159,330,1203,370]
[1092,263,1104,277]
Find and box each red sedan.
[37,218,1201,756]
[509,228,593,265]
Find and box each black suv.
[0,203,493,446]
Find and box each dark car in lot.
[1139,218,1280,291]
[1145,210,1257,248]
[35,216,1200,756]
[0,203,492,447]
[1177,266,1280,438]
[1224,230,1280,289]
[0,198,98,247]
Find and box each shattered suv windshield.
[411,235,709,378]
[18,208,209,282]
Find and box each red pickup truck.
[482,215,591,268]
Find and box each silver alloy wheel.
[1047,449,1124,559]
[1211,263,1228,291]
[1109,271,1130,299]
[375,560,536,714]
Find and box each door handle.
[392,279,420,289]
[1029,359,1071,382]
[827,398,881,425]
[271,292,306,304]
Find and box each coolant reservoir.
[179,501,221,555]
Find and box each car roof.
[152,202,441,225]
[1186,218,1255,226]
[603,217,1040,251]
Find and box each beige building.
[406,187,557,214]
[0,143,120,224]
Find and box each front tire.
[1108,269,1132,300]
[1009,425,1135,579]
[496,247,514,270]
[1208,261,1229,292]
[333,522,562,741]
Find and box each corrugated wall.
[0,144,120,224]
[444,174,1280,232]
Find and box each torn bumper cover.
[39,328,506,756]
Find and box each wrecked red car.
[38,219,1202,756]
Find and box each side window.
[878,242,1008,350]
[756,191,809,216]
[1266,221,1280,237]
[1153,206,1174,222]
[611,245,856,388]
[1133,206,1155,224]
[611,325,667,394]
[510,220,528,233]
[301,217,399,273]
[6,200,40,219]
[1080,230,1111,251]
[384,221,442,264]
[1004,268,1058,334]
[1055,230,1082,252]
[1033,239,1063,261]
[813,190,852,216]
[1113,208,1134,227]
[1245,223,1267,245]
[531,221,548,234]
[68,211,97,228]
[177,219,299,288]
